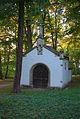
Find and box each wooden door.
[33,64,48,88]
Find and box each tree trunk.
[0,53,3,79]
[54,6,58,50]
[5,45,10,79]
[13,0,24,93]
[42,12,46,38]
[48,11,54,48]
[51,31,54,48]
[26,19,32,52]
[54,30,58,50]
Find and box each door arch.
[32,64,49,88]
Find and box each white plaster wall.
[21,47,66,88]
[68,70,72,82]
[62,60,69,86]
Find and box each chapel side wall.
[68,69,72,82]
[62,59,69,86]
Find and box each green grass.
[0,85,80,119]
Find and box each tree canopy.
[0,0,80,92]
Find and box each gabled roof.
[23,45,69,60]
[44,46,60,56]
[23,45,60,57]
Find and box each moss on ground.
[0,78,80,119]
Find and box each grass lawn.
[0,80,80,119]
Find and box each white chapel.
[20,24,72,88]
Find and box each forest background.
[0,0,80,80]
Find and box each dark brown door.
[33,64,48,88]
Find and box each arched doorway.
[33,64,49,88]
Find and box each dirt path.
[0,80,13,89]
[0,84,12,88]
